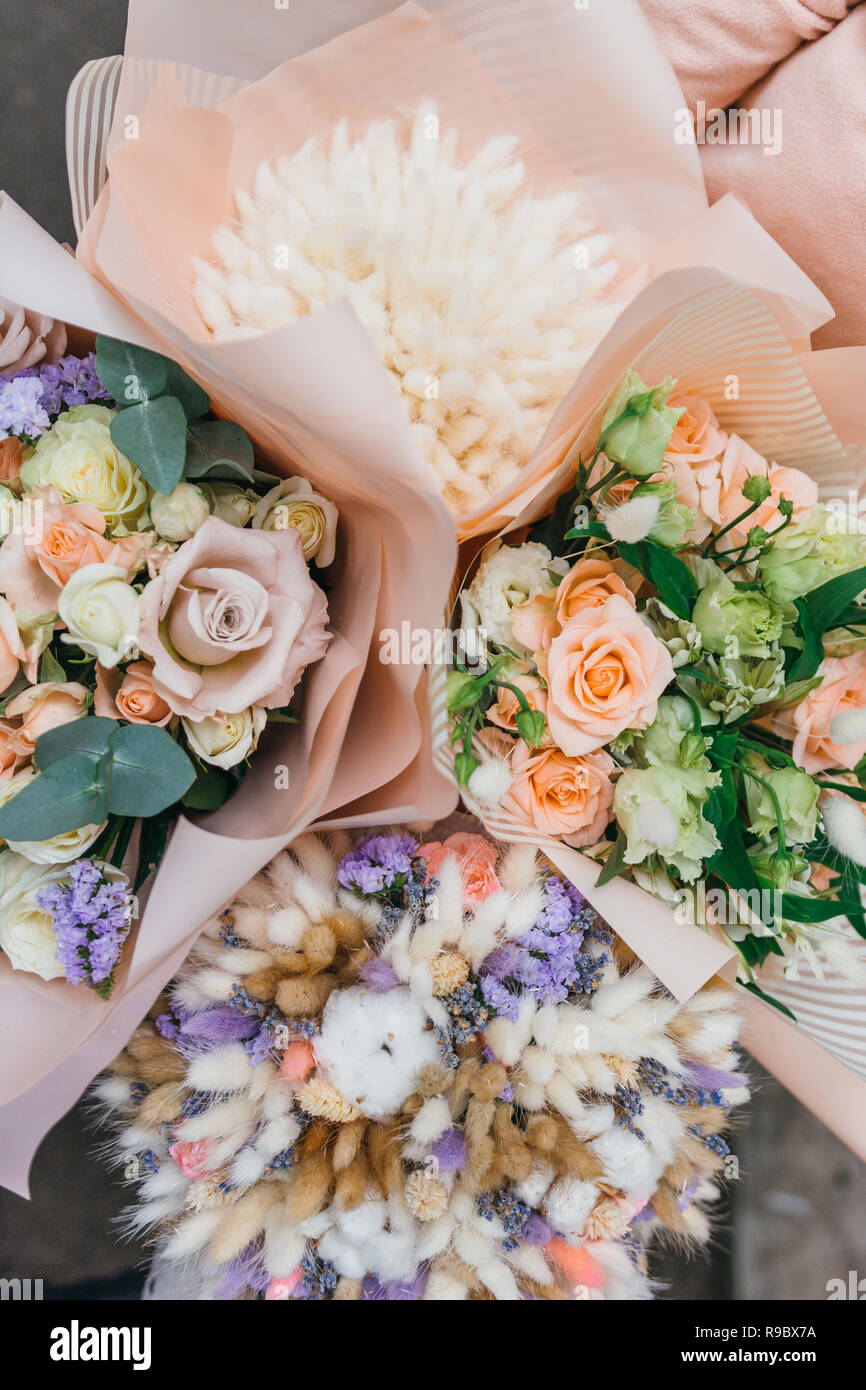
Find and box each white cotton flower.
[191,104,625,516]
[314,986,441,1119]
[460,541,566,654]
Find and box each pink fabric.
[641,0,866,348]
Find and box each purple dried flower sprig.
[0,352,111,440]
[36,858,136,998]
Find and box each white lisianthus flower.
[0,767,105,863]
[202,481,258,528]
[183,707,267,770]
[58,563,140,668]
[252,477,338,566]
[460,541,567,658]
[150,482,210,542]
[20,405,149,534]
[0,851,67,980]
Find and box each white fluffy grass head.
[192,103,628,517]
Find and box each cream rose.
[138,516,330,719]
[253,477,338,566]
[182,707,267,769]
[545,595,674,755]
[21,405,149,533]
[58,563,140,669]
[203,481,258,528]
[0,851,66,979]
[0,766,105,863]
[150,482,210,542]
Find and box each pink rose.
[137,516,330,718]
[664,393,727,464]
[418,832,501,901]
[487,671,549,736]
[168,1139,214,1180]
[505,740,615,846]
[0,719,27,780]
[0,596,25,695]
[706,435,818,546]
[94,661,173,726]
[545,595,674,755]
[4,682,89,758]
[777,651,866,774]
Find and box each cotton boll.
[543,1177,598,1236]
[317,1231,369,1281]
[187,1044,254,1094]
[335,1198,388,1243]
[315,986,441,1119]
[592,1127,666,1202]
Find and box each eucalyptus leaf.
[182,760,236,811]
[95,335,168,404]
[185,420,255,480]
[163,361,210,420]
[110,395,188,494]
[107,723,195,816]
[0,757,108,838]
[34,716,117,770]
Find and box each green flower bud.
[749,841,808,891]
[447,670,479,714]
[599,371,683,479]
[516,706,546,749]
[742,474,772,505]
[454,750,479,788]
[744,760,819,845]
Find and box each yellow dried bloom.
[405,1167,449,1222]
[297,1078,363,1123]
[431,953,470,996]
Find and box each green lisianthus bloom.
[599,371,683,479]
[692,569,785,660]
[614,762,720,883]
[744,760,819,845]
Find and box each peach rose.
[505,740,615,846]
[664,393,727,464]
[418,832,501,901]
[545,594,674,755]
[94,661,172,726]
[4,681,89,758]
[705,435,818,546]
[0,437,24,485]
[0,719,28,780]
[0,486,146,616]
[511,558,636,654]
[138,516,330,718]
[0,595,25,694]
[488,672,549,736]
[775,651,866,774]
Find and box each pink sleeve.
[640,0,858,109]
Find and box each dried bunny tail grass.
[192,103,627,515]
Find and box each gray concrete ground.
[0,0,864,1300]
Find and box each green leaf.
[526,485,581,554]
[789,567,866,680]
[110,395,187,494]
[34,715,117,770]
[95,335,168,404]
[617,540,696,620]
[780,891,865,924]
[182,760,236,811]
[0,756,108,838]
[737,932,784,969]
[740,980,797,1022]
[107,724,195,817]
[39,647,67,684]
[163,361,210,420]
[704,765,737,840]
[184,420,255,481]
[595,829,628,888]
[563,521,610,542]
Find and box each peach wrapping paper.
[95,0,834,542]
[449,266,866,1156]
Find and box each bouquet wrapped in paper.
[445,268,866,1160]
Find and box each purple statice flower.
[337,833,420,899]
[358,956,399,993]
[480,872,608,1008]
[362,1266,428,1300]
[479,973,520,1022]
[431,1127,466,1173]
[37,859,135,996]
[0,374,50,437]
[214,1242,270,1300]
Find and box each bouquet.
[0,322,337,996]
[450,362,866,1016]
[96,823,746,1301]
